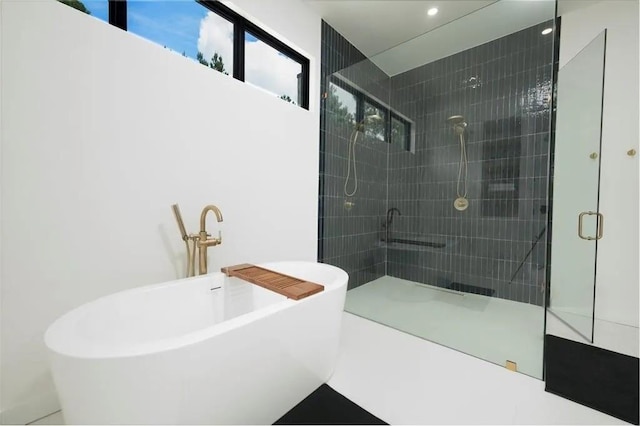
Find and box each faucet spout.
[200,205,223,231]
[386,207,402,226]
[384,207,402,242]
[198,205,223,275]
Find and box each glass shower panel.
[548,31,607,342]
[319,1,556,380]
[319,37,391,290]
[385,3,555,380]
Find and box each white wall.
[548,1,639,351]
[0,0,321,423]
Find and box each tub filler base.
[45,261,348,425]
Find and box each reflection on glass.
[549,31,607,342]
[364,102,385,141]
[245,32,302,105]
[128,1,233,75]
[328,82,356,125]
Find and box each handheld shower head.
[355,113,382,131]
[447,115,465,126]
[345,113,384,199]
[447,115,467,135]
[448,114,470,211]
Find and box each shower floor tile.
[344,275,545,378]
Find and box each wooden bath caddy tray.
[221,264,324,300]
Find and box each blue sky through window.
[246,32,257,43]
[76,0,303,104]
[244,32,302,103]
[128,1,208,59]
[83,1,108,23]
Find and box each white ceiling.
[305,0,603,76]
[557,0,602,15]
[305,0,497,58]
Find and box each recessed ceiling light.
[541,28,553,35]
[427,7,438,16]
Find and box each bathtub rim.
[44,261,348,360]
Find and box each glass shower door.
[320,2,557,380]
[549,31,607,342]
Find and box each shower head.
[447,115,465,126]
[355,113,383,131]
[447,115,467,135]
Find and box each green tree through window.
[58,0,90,14]
[279,94,294,104]
[327,83,355,126]
[197,52,228,75]
[364,102,385,141]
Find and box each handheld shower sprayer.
[356,113,382,131]
[447,115,467,135]
[447,115,470,211]
[344,113,383,205]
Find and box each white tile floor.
[328,312,627,425]
[345,275,545,378]
[28,312,628,426]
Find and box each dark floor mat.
[447,281,496,296]
[274,384,387,425]
[545,335,639,424]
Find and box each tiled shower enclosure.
[318,20,554,306]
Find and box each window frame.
[328,80,358,124]
[101,0,310,109]
[198,0,310,109]
[329,75,413,151]
[109,0,126,30]
[390,112,412,151]
[329,77,365,124]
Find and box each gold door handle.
[578,211,604,240]
[578,212,593,240]
[595,212,604,240]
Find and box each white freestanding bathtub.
[45,261,348,425]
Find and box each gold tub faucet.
[171,204,223,277]
[198,205,223,275]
